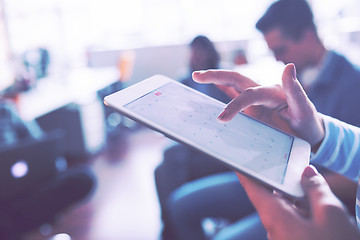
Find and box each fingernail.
[303,165,318,178]
[218,110,227,120]
[193,70,206,75]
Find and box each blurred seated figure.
[97,81,125,135]
[154,35,233,240]
[180,35,231,103]
[23,47,50,79]
[232,49,248,67]
[0,99,96,239]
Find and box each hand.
[192,63,325,149]
[236,166,360,240]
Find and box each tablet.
[104,74,310,198]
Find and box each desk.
[17,67,119,158]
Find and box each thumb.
[281,63,314,121]
[301,166,345,221]
[281,64,324,147]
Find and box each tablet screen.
[124,82,293,184]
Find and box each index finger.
[192,69,259,93]
[217,85,287,122]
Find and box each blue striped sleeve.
[311,114,360,182]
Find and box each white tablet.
[104,74,310,198]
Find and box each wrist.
[311,115,325,154]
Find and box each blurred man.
[255,0,360,210]
[256,0,360,126]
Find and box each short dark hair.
[256,0,316,41]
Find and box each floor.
[23,127,173,240]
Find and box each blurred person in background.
[256,0,360,127]
[180,35,231,103]
[233,49,248,66]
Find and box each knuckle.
[242,87,257,97]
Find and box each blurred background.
[1,0,360,88]
[0,0,360,239]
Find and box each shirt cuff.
[310,114,332,163]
